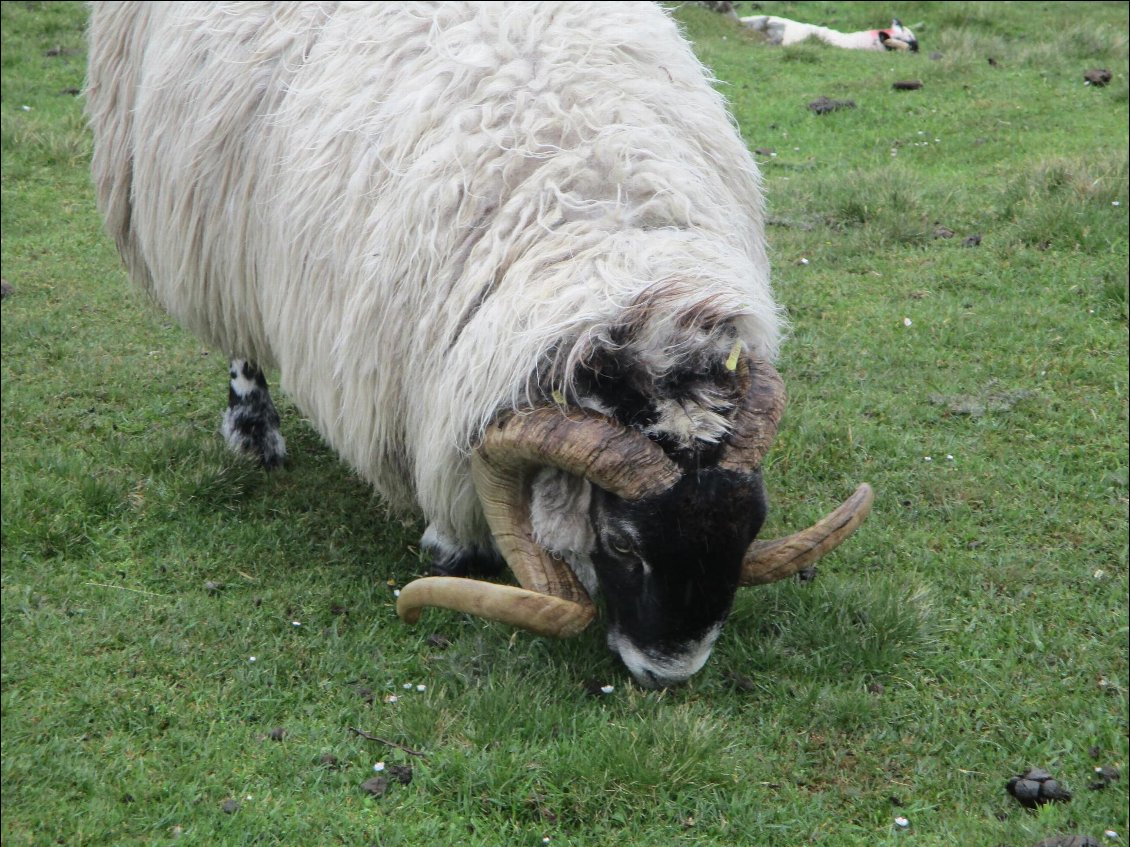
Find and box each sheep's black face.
[590,467,767,688]
[879,19,919,52]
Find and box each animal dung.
[1084,68,1112,86]
[361,764,412,797]
[387,764,414,785]
[808,96,856,115]
[361,776,389,797]
[1088,765,1120,790]
[1006,767,1072,808]
[891,79,923,91]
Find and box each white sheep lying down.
[87,1,871,687]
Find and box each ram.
[86,1,872,688]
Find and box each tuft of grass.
[818,165,935,246]
[995,152,1129,251]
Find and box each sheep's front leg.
[421,524,505,577]
[221,359,287,468]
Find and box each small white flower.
[416,684,426,692]
[1113,201,1121,207]
[1094,569,1105,579]
[245,795,253,801]
[903,317,913,327]
[403,683,413,689]
[373,762,385,772]
[384,694,398,704]
[291,621,301,627]
[393,589,401,597]
[895,816,910,828]
[924,456,932,462]
[799,257,809,265]
[249,656,257,663]
[946,454,955,461]
[1103,830,1119,840]
[543,839,551,844]
[20,105,31,111]
[601,685,615,694]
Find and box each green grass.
[2,2,1127,845]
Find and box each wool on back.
[86,2,782,543]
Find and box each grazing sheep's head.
[878,19,919,52]
[589,465,766,687]
[397,356,872,688]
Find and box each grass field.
[2,2,1127,845]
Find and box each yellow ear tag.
[725,339,743,371]
[551,389,567,406]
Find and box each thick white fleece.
[87,1,783,545]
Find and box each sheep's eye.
[606,530,636,556]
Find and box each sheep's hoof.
[221,408,287,469]
[427,546,506,578]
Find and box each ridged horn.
[474,407,681,598]
[717,356,786,473]
[396,577,593,639]
[397,407,682,637]
[741,483,874,585]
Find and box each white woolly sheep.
[86,1,871,688]
[742,15,919,52]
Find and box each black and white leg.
[221,359,287,468]
[421,524,505,577]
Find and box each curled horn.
[397,577,594,639]
[741,483,874,585]
[397,407,682,637]
[717,355,872,585]
[717,356,786,473]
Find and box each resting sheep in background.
[86,1,872,688]
[742,15,919,52]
